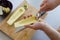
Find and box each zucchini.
[14,15,37,27]
[7,7,25,25]
[3,7,10,13]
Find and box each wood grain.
[0,1,47,40]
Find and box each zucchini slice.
[7,7,25,25]
[14,15,37,28]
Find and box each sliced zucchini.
[14,15,37,28]
[7,7,25,25]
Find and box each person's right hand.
[40,0,60,12]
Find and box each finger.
[40,3,47,12]
[40,0,47,7]
[40,2,45,7]
[25,25,35,29]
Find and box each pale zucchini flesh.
[7,7,25,25]
[14,16,37,27]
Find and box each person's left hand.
[25,21,47,30]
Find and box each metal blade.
[36,11,46,20]
[15,26,25,33]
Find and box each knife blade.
[15,11,46,33]
[15,26,26,33]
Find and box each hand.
[40,0,60,12]
[25,20,48,30]
[23,15,48,30]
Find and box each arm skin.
[39,0,60,39]
[25,21,60,40]
[42,23,60,40]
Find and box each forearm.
[42,24,60,40]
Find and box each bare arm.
[25,21,60,40]
[42,23,60,40]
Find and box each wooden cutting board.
[0,1,47,40]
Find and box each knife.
[15,11,46,33]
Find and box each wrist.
[41,23,51,31]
